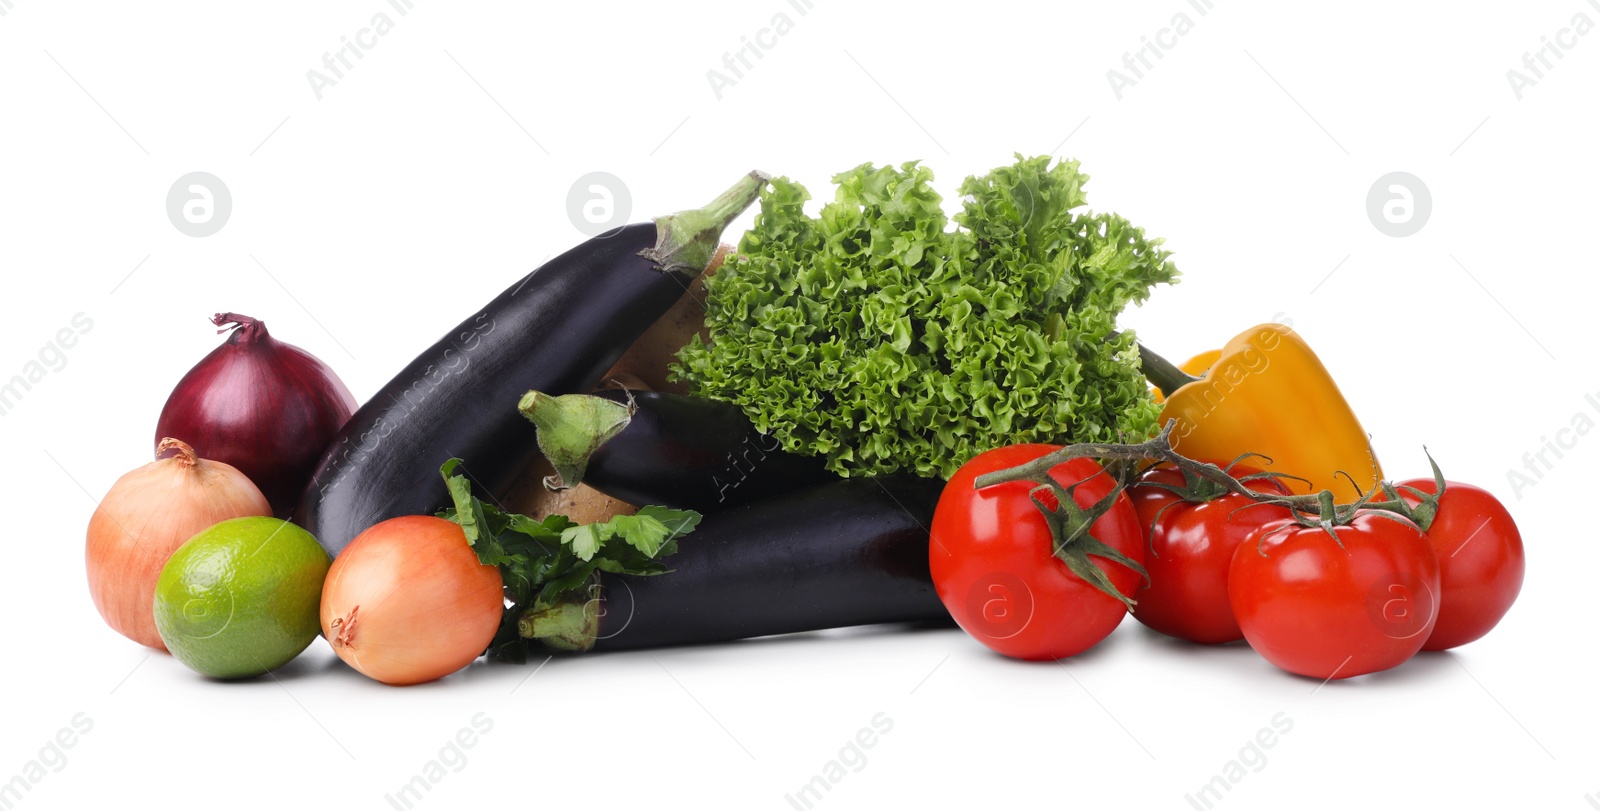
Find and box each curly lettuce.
[672,154,1178,480]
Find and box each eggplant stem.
[517,580,601,652]
[641,170,770,277]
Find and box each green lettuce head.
[673,154,1178,480]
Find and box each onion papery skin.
[86,439,272,649]
[320,516,504,686]
[156,313,357,518]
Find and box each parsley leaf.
[437,459,699,660]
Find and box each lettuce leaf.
[673,154,1177,480]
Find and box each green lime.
[154,517,330,679]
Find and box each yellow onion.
[86,438,272,649]
[321,515,504,686]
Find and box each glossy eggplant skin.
[584,389,838,512]
[590,476,949,651]
[297,223,689,557]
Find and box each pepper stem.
[1135,340,1202,395]
[641,170,771,276]
[517,391,636,491]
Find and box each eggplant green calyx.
[438,459,701,660]
[517,576,602,653]
[518,390,635,491]
[643,170,771,277]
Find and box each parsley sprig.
[438,459,701,661]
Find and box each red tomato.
[1229,513,1440,680]
[1128,464,1291,644]
[1398,479,1524,651]
[930,445,1144,661]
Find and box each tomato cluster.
[929,448,1525,680]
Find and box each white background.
[2,1,1595,809]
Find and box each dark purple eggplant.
[517,475,951,652]
[523,388,839,513]
[295,172,768,557]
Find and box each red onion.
[156,313,357,517]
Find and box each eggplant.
[295,172,768,556]
[525,388,839,513]
[518,475,951,652]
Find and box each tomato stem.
[974,421,1438,532]
[1027,474,1148,611]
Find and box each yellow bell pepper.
[1138,324,1381,503]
